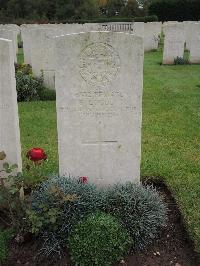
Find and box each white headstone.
[163,23,185,64]
[183,21,199,51]
[21,24,41,65]
[0,38,22,175]
[21,25,34,65]
[30,24,96,90]
[0,24,19,53]
[131,22,144,38]
[99,22,133,33]
[55,31,144,185]
[30,28,57,90]
[0,29,17,62]
[189,23,200,64]
[144,22,162,52]
[98,22,144,38]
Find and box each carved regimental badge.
[80,43,120,86]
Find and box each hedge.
[149,0,200,22]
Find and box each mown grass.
[142,50,200,253]
[17,48,24,64]
[19,101,58,184]
[18,50,200,253]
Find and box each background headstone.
[0,38,22,175]
[55,31,143,185]
[30,28,58,90]
[0,29,17,62]
[184,21,199,51]
[163,23,185,64]
[30,25,89,90]
[0,24,19,54]
[131,22,144,38]
[21,24,42,65]
[189,23,200,63]
[144,22,162,52]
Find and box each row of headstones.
[1,22,199,90]
[0,31,143,185]
[20,21,200,89]
[18,22,159,90]
[1,21,199,62]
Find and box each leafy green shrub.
[103,182,167,250]
[16,70,44,102]
[15,64,56,102]
[144,15,158,22]
[15,63,32,75]
[149,0,200,22]
[28,175,104,257]
[174,56,190,65]
[134,15,158,22]
[68,212,131,266]
[0,229,12,264]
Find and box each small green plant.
[174,57,190,65]
[15,64,56,102]
[0,229,12,264]
[26,206,61,235]
[103,182,167,250]
[16,69,44,102]
[68,212,131,266]
[0,151,27,231]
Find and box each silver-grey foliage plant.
[30,176,167,258]
[103,182,167,250]
[30,175,104,258]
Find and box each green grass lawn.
[18,50,200,253]
[17,48,24,64]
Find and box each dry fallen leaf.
[0,151,6,160]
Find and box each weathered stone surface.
[21,24,50,65]
[98,22,144,37]
[0,38,22,175]
[21,24,38,65]
[132,22,144,38]
[0,24,20,53]
[55,31,144,185]
[144,22,162,52]
[30,24,99,89]
[184,21,199,51]
[0,29,17,62]
[189,23,200,63]
[30,28,57,90]
[163,23,185,64]
[99,22,133,32]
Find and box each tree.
[6,0,26,18]
[148,0,200,21]
[76,0,100,19]
[98,0,108,7]
[122,0,139,17]
[55,0,75,19]
[106,0,125,16]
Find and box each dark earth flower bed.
[2,182,199,266]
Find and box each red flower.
[26,148,47,162]
[79,176,88,184]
